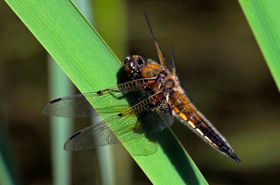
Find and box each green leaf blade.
[239,0,280,91]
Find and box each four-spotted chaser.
[44,14,241,163]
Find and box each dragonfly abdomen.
[169,91,241,162]
[176,108,241,162]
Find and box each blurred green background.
[0,0,279,184]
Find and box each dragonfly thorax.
[156,70,177,96]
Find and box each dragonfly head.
[123,55,146,78]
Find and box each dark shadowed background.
[0,0,279,184]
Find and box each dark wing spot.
[117,113,123,117]
[97,90,103,95]
[69,131,81,140]
[50,98,62,104]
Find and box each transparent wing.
[145,13,170,69]
[64,94,174,151]
[43,78,157,118]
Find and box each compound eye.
[136,57,145,67]
[137,58,143,65]
[124,57,130,66]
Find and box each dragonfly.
[44,13,241,163]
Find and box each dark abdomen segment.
[169,89,241,163]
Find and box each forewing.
[145,13,169,69]
[43,78,156,118]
